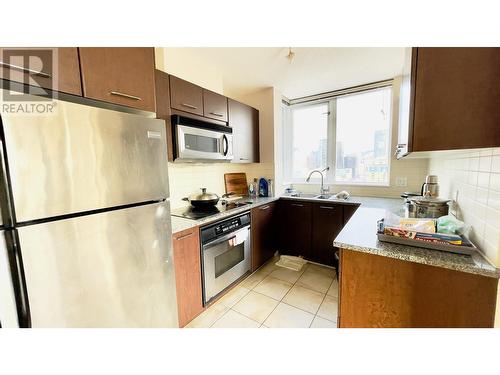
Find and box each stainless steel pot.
[409,196,450,218]
[183,188,220,208]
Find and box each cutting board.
[224,173,249,196]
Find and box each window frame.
[282,85,393,187]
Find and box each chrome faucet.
[306,166,330,195]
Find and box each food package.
[437,215,468,235]
[384,212,436,233]
[383,226,463,245]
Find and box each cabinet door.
[412,47,500,151]
[228,99,260,163]
[0,47,81,95]
[343,204,359,226]
[154,70,174,161]
[279,201,312,259]
[172,227,204,327]
[79,47,156,112]
[203,89,228,122]
[169,75,204,116]
[311,203,343,266]
[251,202,277,271]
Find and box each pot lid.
[188,188,219,201]
[409,196,450,205]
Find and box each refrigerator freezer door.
[1,95,169,223]
[0,230,19,327]
[17,202,178,328]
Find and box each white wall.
[291,76,429,197]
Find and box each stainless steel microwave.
[171,115,233,162]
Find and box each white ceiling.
[172,48,406,99]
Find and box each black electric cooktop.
[171,201,251,220]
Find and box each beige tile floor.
[186,257,339,328]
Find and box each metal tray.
[377,233,477,256]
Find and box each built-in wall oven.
[172,115,233,162]
[200,212,251,305]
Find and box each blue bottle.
[258,178,268,197]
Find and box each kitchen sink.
[288,192,349,201]
[289,192,320,198]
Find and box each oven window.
[214,243,244,278]
[185,134,218,153]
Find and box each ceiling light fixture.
[286,47,295,63]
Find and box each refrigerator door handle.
[0,139,14,227]
[5,230,31,327]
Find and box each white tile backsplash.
[428,148,500,268]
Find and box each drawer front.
[79,47,156,112]
[203,89,228,122]
[170,75,203,116]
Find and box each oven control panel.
[201,212,251,244]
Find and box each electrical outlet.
[395,177,408,187]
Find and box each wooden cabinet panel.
[311,203,343,267]
[342,204,359,226]
[203,89,228,122]
[0,47,81,95]
[339,249,498,328]
[279,200,312,259]
[172,227,204,328]
[406,47,500,152]
[79,47,155,111]
[154,70,174,161]
[251,202,277,271]
[228,99,260,163]
[169,75,204,116]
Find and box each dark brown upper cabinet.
[397,47,500,157]
[228,98,260,163]
[154,70,175,162]
[79,47,156,112]
[203,89,228,122]
[169,75,204,116]
[0,47,82,96]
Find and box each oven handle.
[222,134,229,156]
[202,225,250,250]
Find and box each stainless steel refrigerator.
[0,90,178,328]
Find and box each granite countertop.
[334,206,500,278]
[171,196,280,233]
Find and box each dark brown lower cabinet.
[251,202,277,271]
[339,249,498,328]
[172,227,204,328]
[279,200,312,259]
[311,203,343,266]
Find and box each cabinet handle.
[210,112,224,117]
[0,62,51,78]
[239,158,249,161]
[175,232,194,240]
[291,203,304,207]
[181,103,198,110]
[110,91,141,101]
[259,205,270,210]
[319,206,334,210]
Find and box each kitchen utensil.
[183,188,220,208]
[421,175,440,198]
[409,196,450,218]
[224,173,249,196]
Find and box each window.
[283,86,392,186]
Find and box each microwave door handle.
[222,134,228,156]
